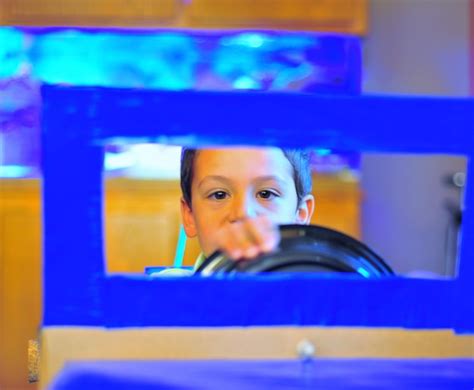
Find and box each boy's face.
[181,147,314,256]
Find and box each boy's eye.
[257,190,278,200]
[209,191,228,200]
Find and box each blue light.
[0,28,27,78]
[357,267,371,278]
[233,76,260,90]
[315,148,332,156]
[0,165,32,178]
[221,33,267,48]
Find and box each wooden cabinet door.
[185,0,367,34]
[0,0,179,26]
[0,180,41,390]
[0,0,367,34]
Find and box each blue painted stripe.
[50,359,474,390]
[42,273,471,331]
[42,86,474,153]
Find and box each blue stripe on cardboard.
[50,359,474,390]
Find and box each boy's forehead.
[193,147,293,178]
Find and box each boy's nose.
[229,195,258,222]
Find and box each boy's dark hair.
[180,148,312,208]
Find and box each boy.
[180,147,315,269]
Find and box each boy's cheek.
[195,199,229,214]
[197,230,221,257]
[195,219,224,252]
[264,206,299,224]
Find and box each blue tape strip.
[50,359,474,390]
[43,86,474,153]
[99,275,465,329]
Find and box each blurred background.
[0,0,472,389]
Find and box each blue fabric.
[49,359,474,390]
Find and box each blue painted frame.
[41,86,474,332]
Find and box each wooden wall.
[0,0,367,35]
[0,180,42,390]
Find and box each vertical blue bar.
[456,156,474,332]
[42,86,105,325]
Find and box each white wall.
[361,0,470,275]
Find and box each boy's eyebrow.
[197,175,233,189]
[198,175,286,188]
[197,175,288,189]
[252,175,288,184]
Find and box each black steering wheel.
[195,224,394,277]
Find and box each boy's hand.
[214,215,280,260]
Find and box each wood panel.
[105,179,183,272]
[0,176,361,274]
[184,0,367,34]
[0,0,179,26]
[311,173,361,238]
[0,0,367,35]
[0,179,41,390]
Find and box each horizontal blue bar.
[43,273,473,331]
[42,85,474,153]
[50,359,474,390]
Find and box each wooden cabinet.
[0,174,360,389]
[311,174,361,239]
[104,179,185,272]
[0,175,361,272]
[0,0,367,35]
[0,180,41,390]
[184,0,368,34]
[0,0,179,26]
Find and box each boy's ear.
[295,194,315,225]
[180,197,198,238]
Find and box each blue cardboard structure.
[41,86,474,332]
[29,27,473,334]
